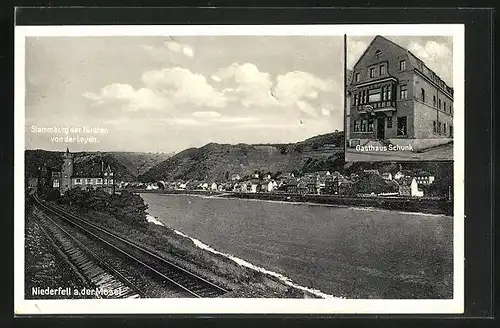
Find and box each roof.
[352,35,453,94]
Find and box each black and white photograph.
[15,25,464,315]
[345,35,454,162]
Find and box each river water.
[140,193,453,299]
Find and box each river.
[140,193,453,299]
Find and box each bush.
[59,189,148,229]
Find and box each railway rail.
[29,211,144,299]
[33,194,229,298]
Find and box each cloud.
[213,63,279,108]
[82,83,169,111]
[321,107,330,116]
[141,67,227,108]
[165,40,194,58]
[273,71,335,117]
[193,111,221,118]
[141,40,195,61]
[408,40,452,84]
[347,40,369,68]
[83,67,227,112]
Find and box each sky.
[347,35,453,86]
[25,36,344,153]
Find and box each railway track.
[33,194,229,298]
[29,211,144,299]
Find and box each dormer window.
[375,49,381,58]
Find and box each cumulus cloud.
[273,71,335,117]
[212,63,280,108]
[141,67,227,108]
[408,40,453,84]
[83,67,227,112]
[165,40,194,58]
[141,39,195,61]
[82,83,169,111]
[347,40,369,69]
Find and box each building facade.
[347,35,454,148]
[51,148,115,195]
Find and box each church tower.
[61,147,74,195]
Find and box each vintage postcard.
[15,24,464,315]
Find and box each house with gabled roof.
[347,35,453,150]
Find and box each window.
[97,178,102,184]
[450,125,453,137]
[443,123,446,135]
[109,179,113,184]
[353,94,358,105]
[375,49,381,58]
[399,60,406,71]
[443,101,446,112]
[76,178,81,183]
[364,90,368,103]
[397,117,407,136]
[381,86,386,101]
[379,65,385,75]
[450,104,453,112]
[354,120,360,132]
[86,178,91,184]
[361,120,368,132]
[387,117,393,128]
[400,85,408,99]
[104,179,108,185]
[438,122,442,134]
[433,95,436,107]
[433,121,437,133]
[368,89,381,102]
[355,73,360,82]
[420,88,425,102]
[53,180,60,188]
[369,67,375,78]
[386,85,391,100]
[368,119,374,132]
[438,99,442,109]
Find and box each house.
[413,171,435,185]
[146,183,159,190]
[278,172,295,180]
[316,171,331,178]
[210,182,218,191]
[51,148,115,195]
[398,177,424,197]
[381,172,393,180]
[246,180,259,193]
[297,180,309,195]
[324,175,339,194]
[306,178,321,195]
[347,35,453,149]
[363,169,380,176]
[284,179,299,194]
[259,180,277,193]
[201,182,209,190]
[394,170,412,180]
[231,174,241,181]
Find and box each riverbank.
[47,198,325,299]
[127,189,453,216]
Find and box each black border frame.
[3,6,494,325]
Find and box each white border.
[14,24,465,315]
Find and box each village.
[119,166,447,200]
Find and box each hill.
[25,150,174,182]
[138,132,346,182]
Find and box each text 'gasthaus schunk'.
[31,286,123,297]
[30,125,108,144]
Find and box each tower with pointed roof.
[60,147,74,195]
